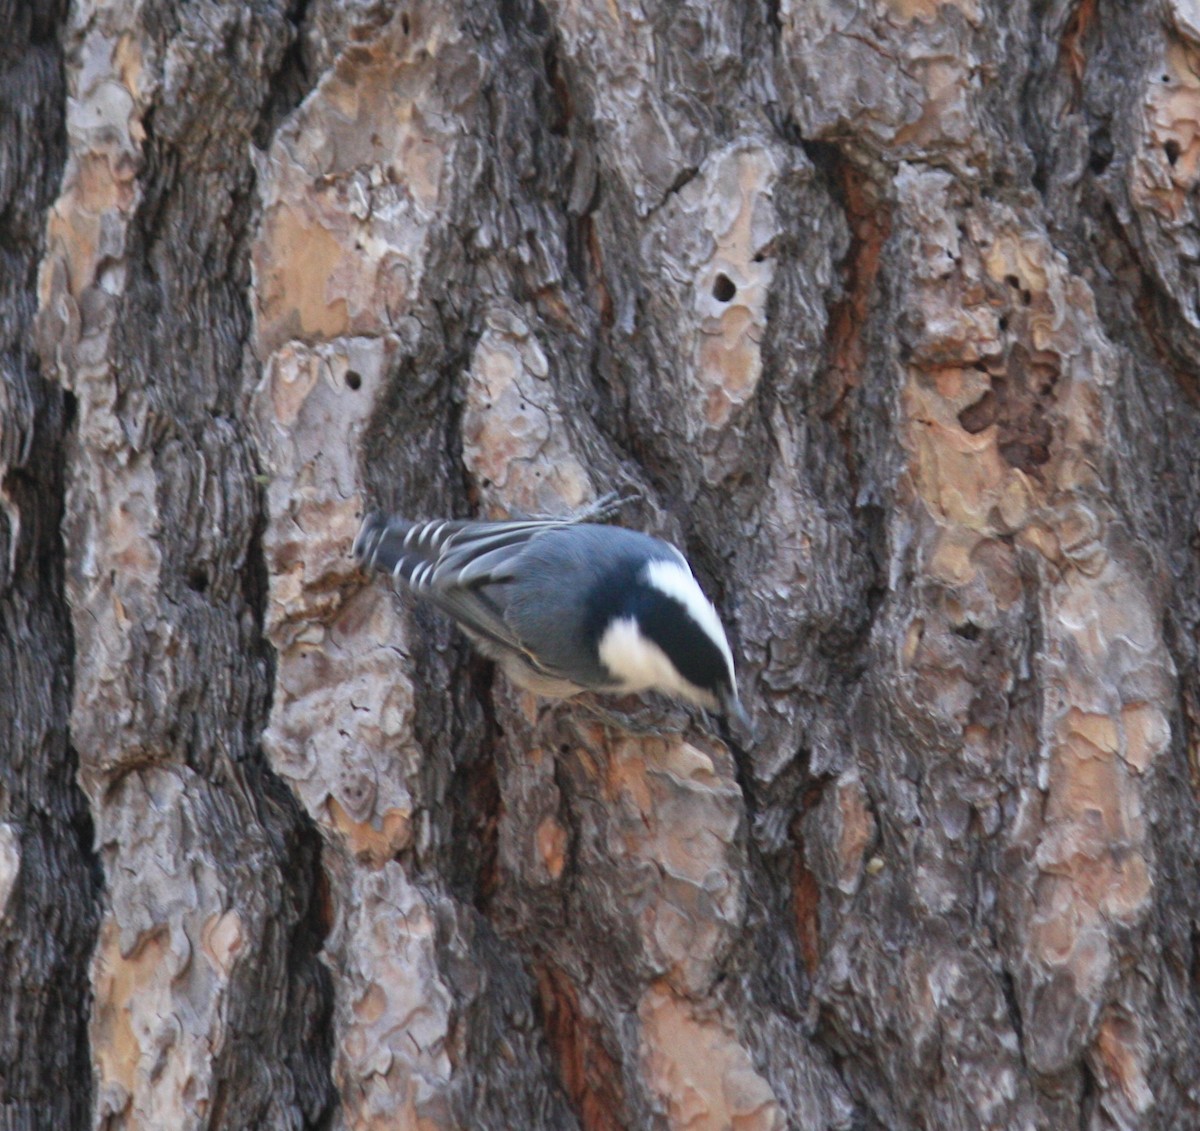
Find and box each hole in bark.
[187,568,209,594]
[345,370,362,391]
[400,11,410,34]
[964,350,1057,473]
[953,622,981,641]
[958,389,997,434]
[712,273,737,302]
[998,315,1009,332]
[1089,126,1113,174]
[1166,139,1182,167]
[1005,275,1020,290]
[1020,289,1032,306]
[999,439,1050,468]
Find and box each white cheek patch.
[643,559,736,677]
[597,617,716,708]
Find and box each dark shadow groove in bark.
[241,756,339,1131]
[445,653,503,911]
[254,0,317,151]
[0,2,101,1126]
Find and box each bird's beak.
[721,690,754,740]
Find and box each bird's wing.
[429,520,577,586]
[354,513,581,680]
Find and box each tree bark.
[5,0,1200,1128]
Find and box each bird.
[353,506,749,728]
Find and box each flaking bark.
[5,1,1200,1129]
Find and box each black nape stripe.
[630,587,729,696]
[582,556,729,698]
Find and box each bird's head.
[593,557,747,725]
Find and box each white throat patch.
[597,617,717,709]
[642,559,735,677]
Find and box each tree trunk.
[5,0,1200,1127]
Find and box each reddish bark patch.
[792,852,822,978]
[820,149,893,426]
[1059,0,1099,106]
[790,784,828,978]
[535,961,626,1131]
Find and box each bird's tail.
[352,513,542,662]
[353,515,467,589]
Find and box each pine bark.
[4,0,1200,1128]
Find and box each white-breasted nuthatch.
[353,508,749,727]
